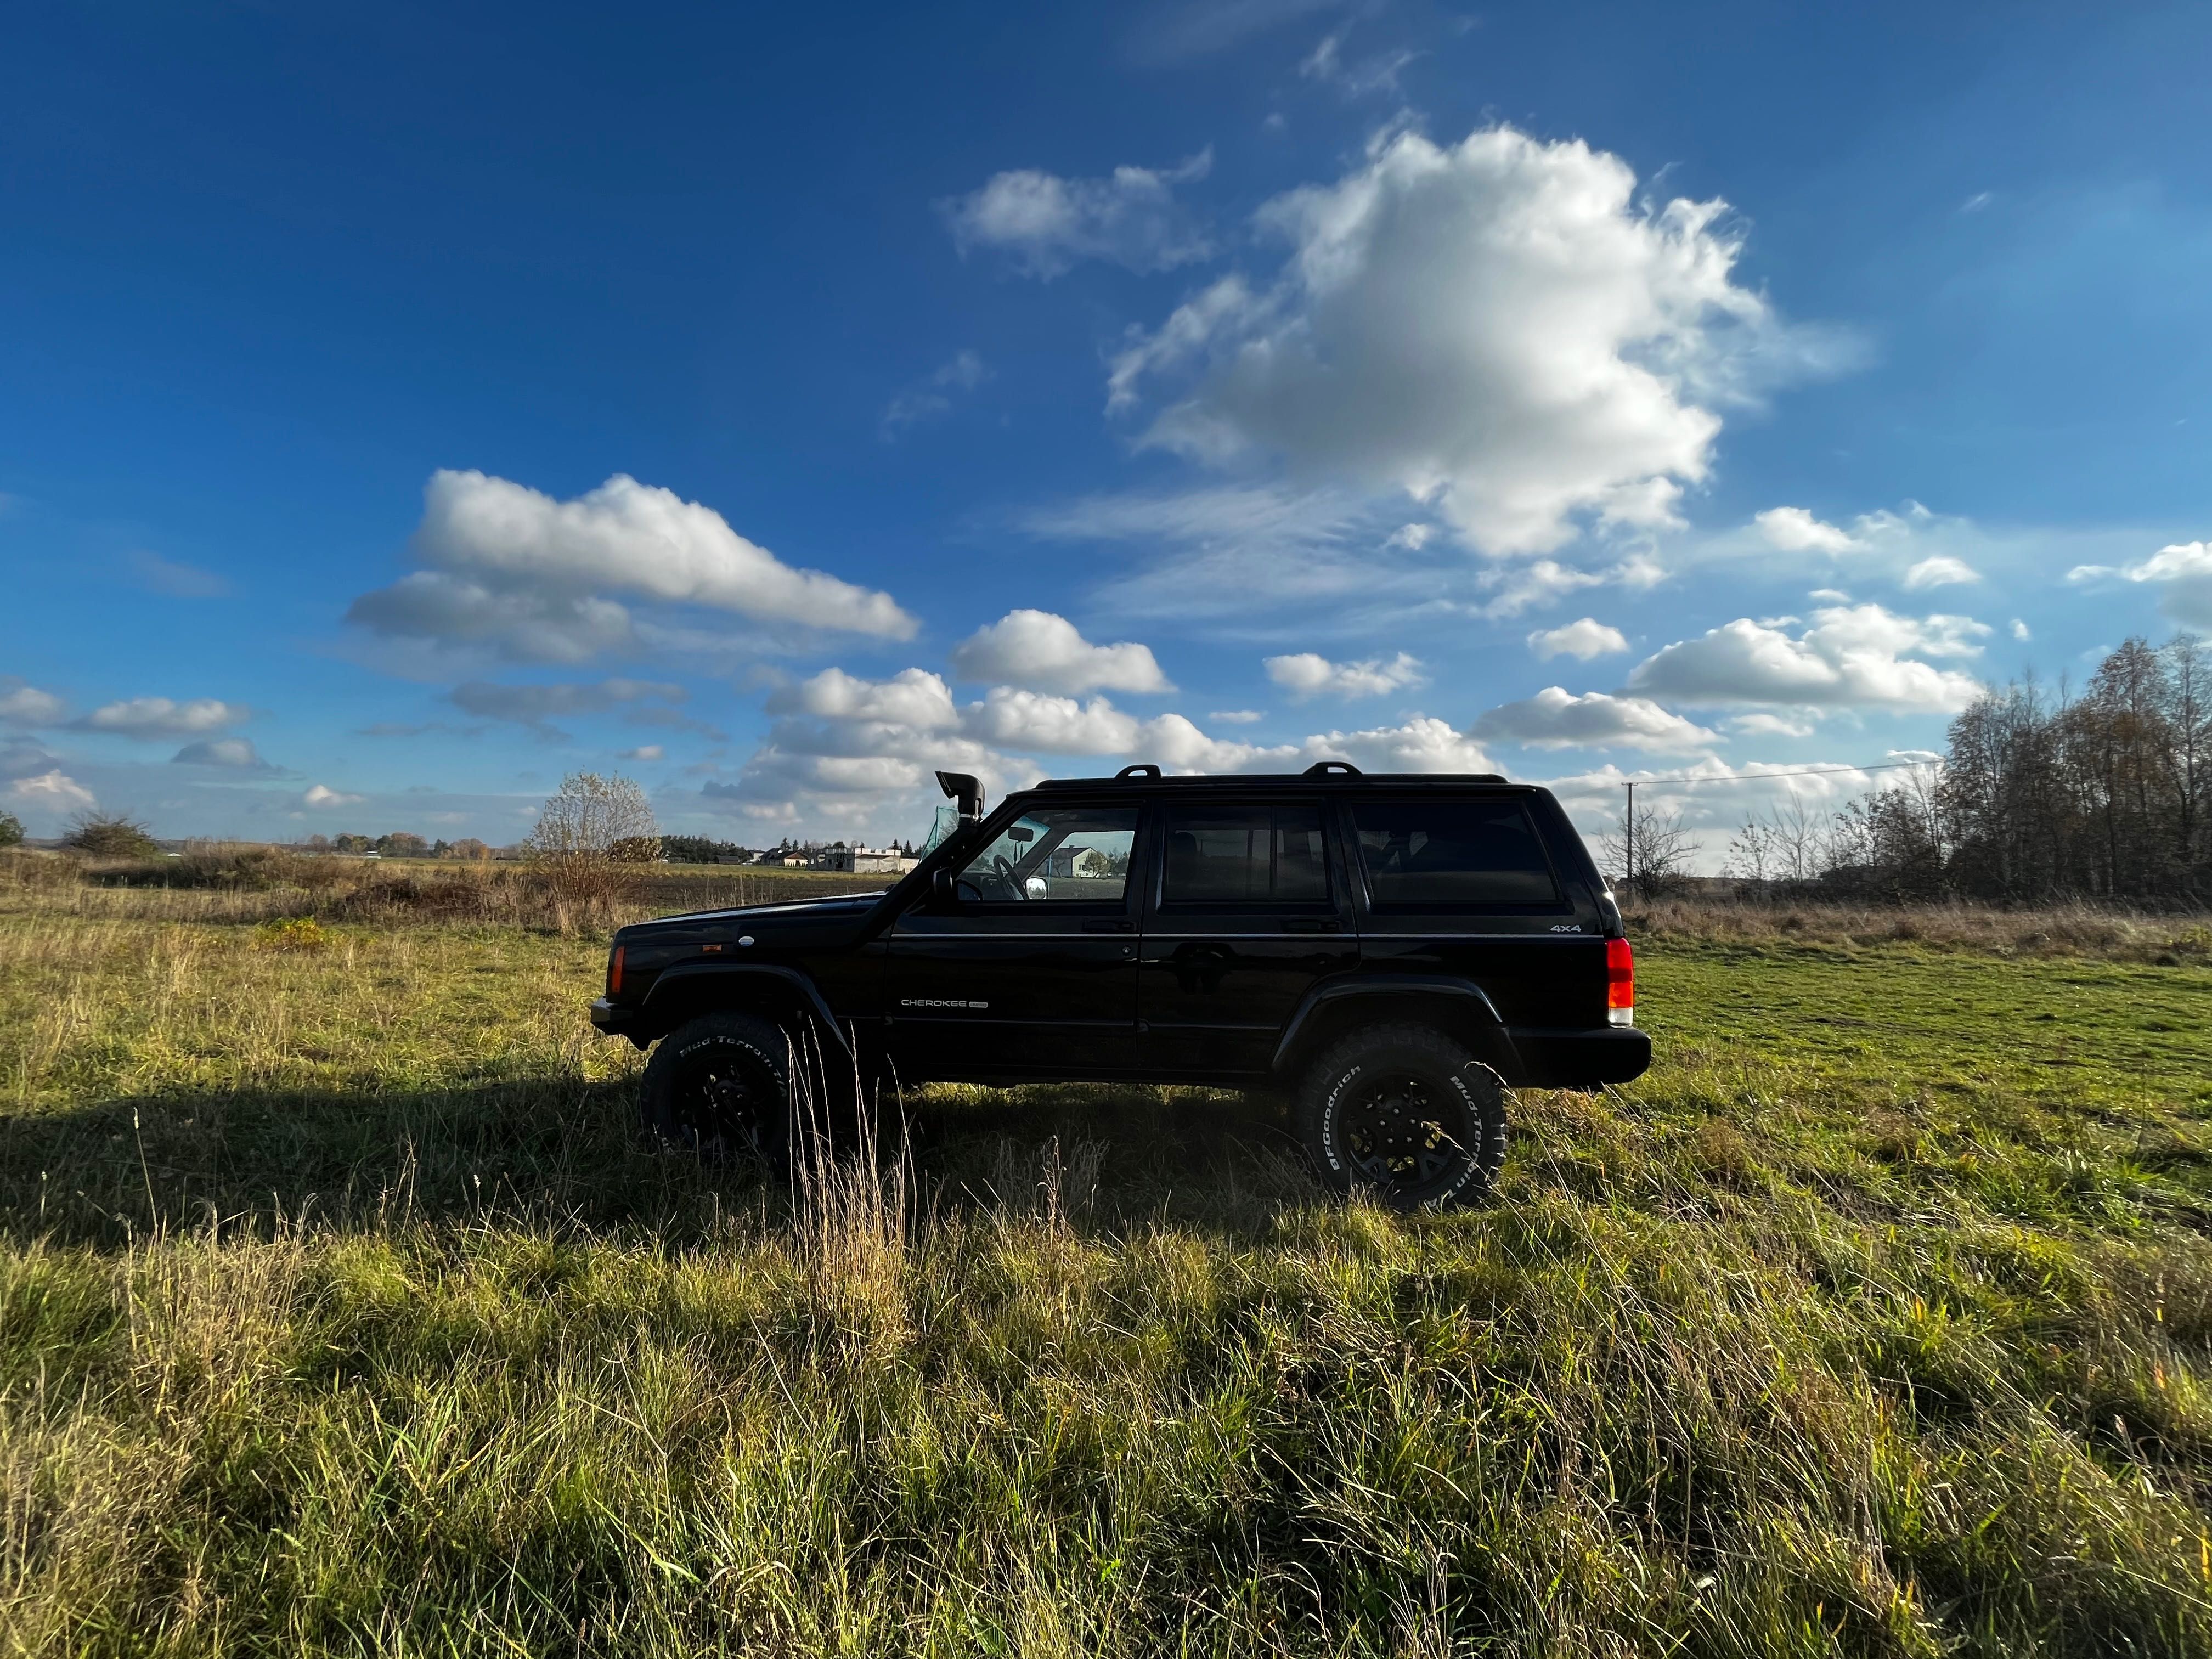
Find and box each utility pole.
[1623,780,1635,888]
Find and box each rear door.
[885,801,1146,1079]
[1137,797,1356,1077]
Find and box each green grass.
[3,896,2211,1656]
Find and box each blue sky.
[3,0,2208,855]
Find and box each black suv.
[591,763,1648,1206]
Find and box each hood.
[627,890,887,930]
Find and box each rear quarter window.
[1352,798,1561,907]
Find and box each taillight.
[607,945,625,997]
[1605,936,1634,1025]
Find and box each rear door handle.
[1083,918,1136,933]
[1281,919,1342,934]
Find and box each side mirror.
[931,867,956,905]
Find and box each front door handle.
[1083,918,1136,933]
[1281,918,1342,934]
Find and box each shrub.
[63,811,160,858]
[251,916,330,952]
[0,812,21,848]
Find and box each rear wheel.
[1294,1024,1506,1209]
[640,1013,795,1169]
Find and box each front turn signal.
[1605,936,1634,1025]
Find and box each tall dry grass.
[3,876,2211,1652]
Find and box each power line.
[1616,758,1936,883]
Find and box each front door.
[885,802,1144,1081]
[1138,798,1356,1077]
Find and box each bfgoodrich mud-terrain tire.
[640,1013,797,1170]
[1294,1024,1508,1209]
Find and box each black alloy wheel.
[640,1012,795,1169]
[1338,1069,1472,1195]
[1294,1024,1508,1209]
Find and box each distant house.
[821,843,918,875]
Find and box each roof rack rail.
[1303,760,1362,777]
[1115,763,1163,779]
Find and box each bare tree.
[526,773,661,930]
[1601,799,1694,899]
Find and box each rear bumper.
[1501,1025,1652,1088]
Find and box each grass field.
[3,876,2211,1655]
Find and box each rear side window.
[1163,804,1329,904]
[1352,799,1560,906]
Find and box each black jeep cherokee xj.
[590,762,1649,1207]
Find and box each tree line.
[1710,634,2210,906]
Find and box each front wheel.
[1294,1024,1507,1209]
[639,1013,795,1169]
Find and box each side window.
[1351,799,1560,906]
[955,807,1138,902]
[1161,804,1330,905]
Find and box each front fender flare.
[639,963,853,1057]
[1271,974,1520,1077]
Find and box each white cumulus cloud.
[1474,688,1718,752]
[942,151,1214,279]
[950,610,1172,693]
[1263,651,1425,699]
[2071,540,2212,627]
[75,697,249,738]
[1108,124,1842,556]
[1629,603,1988,713]
[1526,618,1630,661]
[302,784,365,809]
[4,769,96,816]
[960,687,1142,755]
[0,684,67,727]
[346,471,914,664]
[1754,506,1858,554]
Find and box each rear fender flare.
[1271,974,1522,1080]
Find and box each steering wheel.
[992,853,1025,900]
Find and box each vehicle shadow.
[0,1073,1318,1251]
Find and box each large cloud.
[942,151,1213,279]
[75,697,249,738]
[1472,687,1717,752]
[1629,604,1988,712]
[713,661,1496,836]
[1263,651,1424,699]
[1109,125,1839,556]
[949,610,1172,693]
[347,471,915,664]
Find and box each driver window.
[955,807,1139,903]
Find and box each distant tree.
[526,773,661,931]
[64,811,161,858]
[0,812,22,848]
[376,831,430,859]
[304,834,331,852]
[447,838,492,862]
[332,833,374,854]
[1600,801,1693,900]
